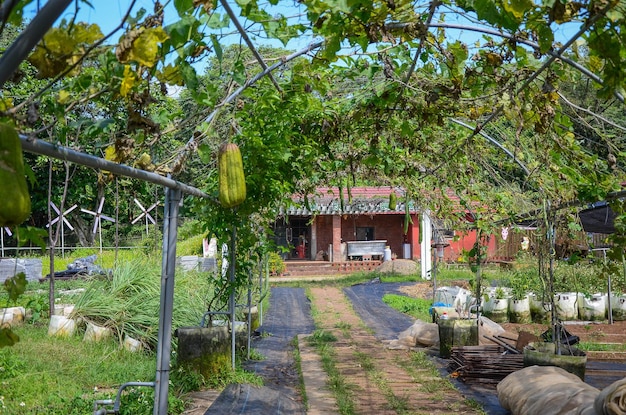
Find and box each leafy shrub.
[268,252,285,275]
[553,261,604,294]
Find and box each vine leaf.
[28,22,102,78]
[127,27,169,68]
[0,328,19,348]
[157,64,184,86]
[121,65,138,97]
[4,272,27,302]
[502,0,533,20]
[57,90,71,105]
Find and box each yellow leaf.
[588,56,602,74]
[120,65,137,97]
[57,90,70,104]
[0,98,14,111]
[157,64,184,86]
[502,0,532,20]
[27,23,102,79]
[127,27,169,68]
[104,145,118,162]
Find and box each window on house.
[356,227,374,241]
[441,229,455,239]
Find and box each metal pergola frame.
[21,135,208,415]
[3,2,625,412]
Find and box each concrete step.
[284,261,382,276]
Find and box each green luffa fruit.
[0,123,31,227]
[218,142,246,208]
[388,191,397,210]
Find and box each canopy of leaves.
[1,0,626,275]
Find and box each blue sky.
[64,1,317,47]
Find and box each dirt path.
[309,286,485,415]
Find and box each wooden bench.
[346,240,387,260]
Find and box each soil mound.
[376,259,418,275]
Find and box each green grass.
[577,342,626,352]
[382,294,432,321]
[0,323,263,415]
[354,351,410,413]
[1,252,267,414]
[292,336,307,409]
[0,324,158,414]
[33,248,150,279]
[437,267,476,281]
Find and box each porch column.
[310,217,317,260]
[420,212,432,280]
[332,215,342,263]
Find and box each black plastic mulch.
[207,282,508,415]
[345,280,509,415]
[206,287,315,415]
[343,281,416,340]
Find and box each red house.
[274,187,515,276]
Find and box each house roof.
[285,186,417,216]
[578,202,615,234]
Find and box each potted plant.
[483,286,509,323]
[507,270,533,323]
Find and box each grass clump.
[577,342,626,352]
[306,328,354,414]
[382,294,432,321]
[70,258,210,349]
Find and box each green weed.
[382,294,432,321]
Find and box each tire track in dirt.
[309,286,484,415]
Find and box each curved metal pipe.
[450,118,530,176]
[20,135,210,198]
[387,21,624,103]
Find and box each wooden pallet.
[448,345,524,385]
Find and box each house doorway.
[274,216,310,259]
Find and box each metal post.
[420,212,432,280]
[432,244,438,300]
[153,187,181,415]
[230,225,237,370]
[259,258,265,327]
[246,270,252,360]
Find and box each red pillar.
[332,215,342,263]
[410,213,420,260]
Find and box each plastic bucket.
[577,293,607,321]
[123,335,143,352]
[529,294,552,323]
[484,298,509,323]
[555,293,579,320]
[509,297,532,324]
[48,315,76,337]
[610,294,626,321]
[0,311,14,326]
[1,307,25,325]
[438,318,478,358]
[383,246,392,261]
[243,306,260,331]
[84,322,112,342]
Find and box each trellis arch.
[2,1,626,413]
